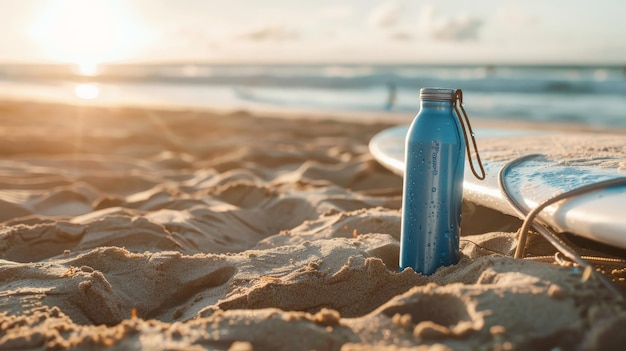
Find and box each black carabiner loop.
[453,89,485,180]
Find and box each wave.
[2,64,625,96]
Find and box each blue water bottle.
[400,88,484,275]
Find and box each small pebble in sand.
[60,266,76,277]
[312,308,341,326]
[228,341,253,351]
[489,325,506,335]
[80,266,94,273]
[414,321,451,340]
[582,266,593,282]
[392,313,413,329]
[548,284,566,299]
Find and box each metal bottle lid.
[419,88,455,101]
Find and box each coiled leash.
[498,154,626,300]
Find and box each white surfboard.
[369,125,626,249]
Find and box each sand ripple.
[0,102,623,350]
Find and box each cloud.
[236,25,299,42]
[495,7,539,27]
[388,31,413,41]
[320,5,354,21]
[417,5,484,41]
[156,26,222,53]
[431,15,483,41]
[369,2,401,28]
[416,5,436,29]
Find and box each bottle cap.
[420,88,455,101]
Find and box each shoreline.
[1,97,625,134]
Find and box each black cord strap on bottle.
[453,89,485,180]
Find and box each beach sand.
[1,100,625,350]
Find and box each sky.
[0,0,625,65]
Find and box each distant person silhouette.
[485,65,495,76]
[385,81,396,111]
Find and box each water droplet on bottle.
[444,232,450,239]
[431,187,436,192]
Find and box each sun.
[30,0,142,65]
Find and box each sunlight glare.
[77,62,99,76]
[74,84,100,100]
[30,0,142,64]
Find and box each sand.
[0,100,625,351]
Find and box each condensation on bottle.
[399,88,465,275]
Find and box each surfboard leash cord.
[498,153,626,300]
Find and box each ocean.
[0,63,625,127]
